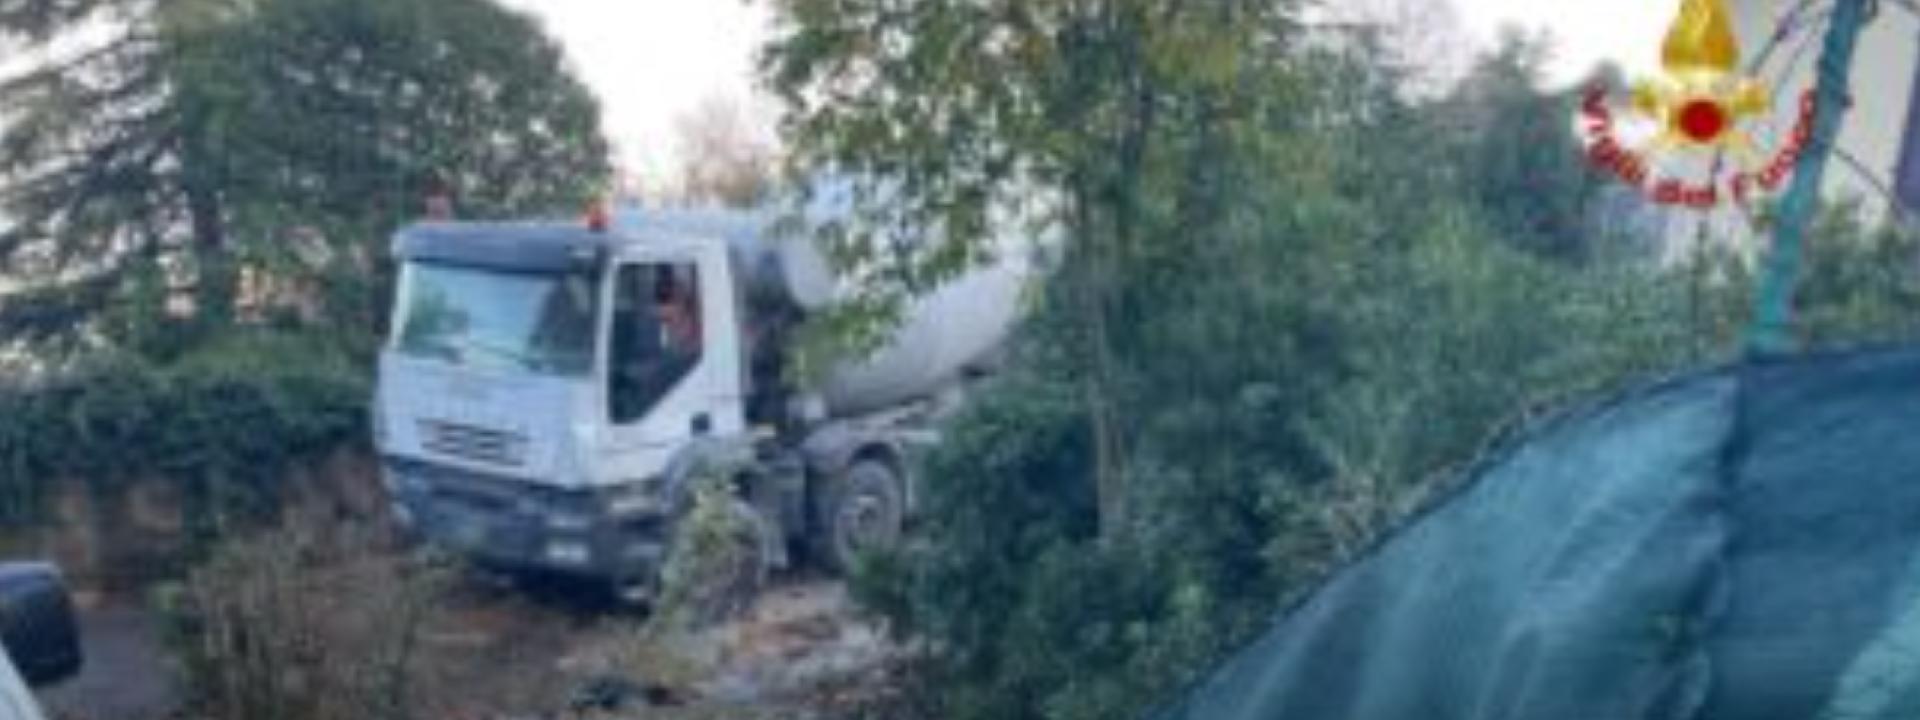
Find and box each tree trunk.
[186,182,235,329]
[1089,265,1126,538]
[1076,194,1129,542]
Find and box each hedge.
[0,332,372,531]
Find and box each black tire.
[813,459,906,573]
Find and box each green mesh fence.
[1156,345,1920,720]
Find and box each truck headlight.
[606,477,669,517]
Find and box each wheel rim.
[837,470,901,559]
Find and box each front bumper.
[381,458,670,584]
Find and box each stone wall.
[0,449,386,600]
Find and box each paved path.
[36,604,179,720]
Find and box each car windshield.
[393,262,598,377]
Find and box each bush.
[863,190,1920,720]
[0,331,369,535]
[652,465,771,630]
[155,515,451,720]
[1797,205,1920,346]
[853,197,1725,720]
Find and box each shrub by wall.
[0,332,371,544]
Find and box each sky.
[1452,0,1671,83]
[508,1,1675,186]
[499,0,772,189]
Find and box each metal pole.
[1746,0,1875,357]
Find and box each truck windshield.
[393,262,598,377]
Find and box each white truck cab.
[374,208,1030,598]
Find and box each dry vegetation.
[149,484,907,720]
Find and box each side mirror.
[0,564,81,688]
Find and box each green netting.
[1156,345,1920,720]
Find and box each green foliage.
[653,463,769,630]
[762,0,1308,381]
[0,331,369,533]
[0,0,610,357]
[1434,29,1610,262]
[1667,200,1920,354]
[852,163,1920,720]
[1796,205,1920,346]
[870,210,1707,720]
[776,2,1920,715]
[794,8,1744,719]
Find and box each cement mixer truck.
[371,202,1036,600]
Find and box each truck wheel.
[816,460,906,573]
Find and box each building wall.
[1662,0,1920,255]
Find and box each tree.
[764,0,1312,538]
[0,0,611,357]
[1434,28,1608,261]
[1319,0,1474,96]
[673,94,776,209]
[767,7,1723,719]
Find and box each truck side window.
[609,263,704,424]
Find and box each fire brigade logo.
[1580,0,1815,209]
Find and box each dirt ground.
[34,571,908,720]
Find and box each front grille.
[419,419,529,467]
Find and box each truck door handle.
[692,413,712,436]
